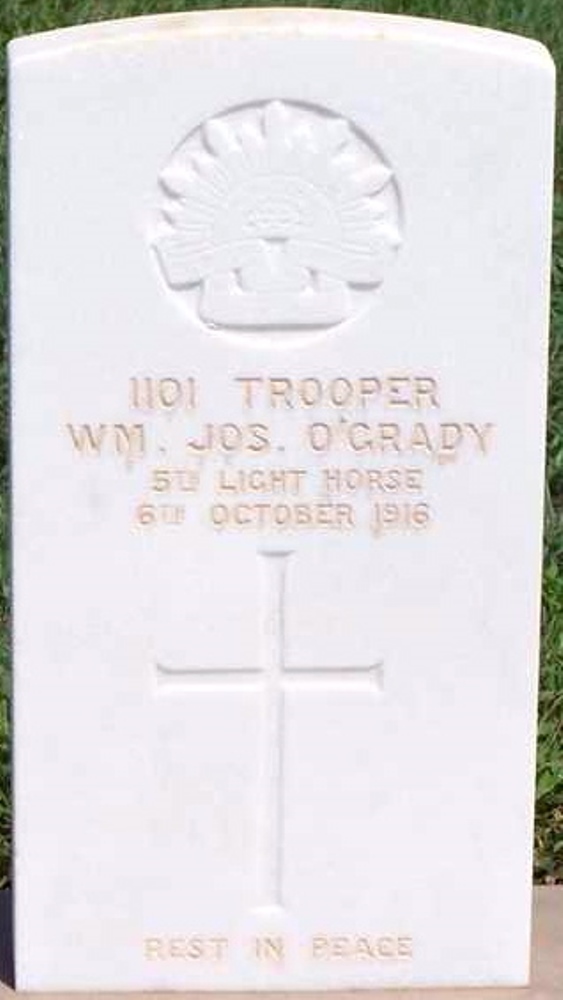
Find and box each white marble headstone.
[10,9,554,991]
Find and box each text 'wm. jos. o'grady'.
[64,374,495,538]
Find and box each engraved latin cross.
[156,551,383,910]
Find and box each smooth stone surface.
[9,8,555,992]
[0,888,562,996]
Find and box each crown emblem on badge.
[153,100,402,331]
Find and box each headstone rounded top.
[8,7,555,71]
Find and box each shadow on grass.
[0,890,13,990]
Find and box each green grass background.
[0,0,561,887]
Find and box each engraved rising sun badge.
[153,100,402,332]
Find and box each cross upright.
[156,550,383,911]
